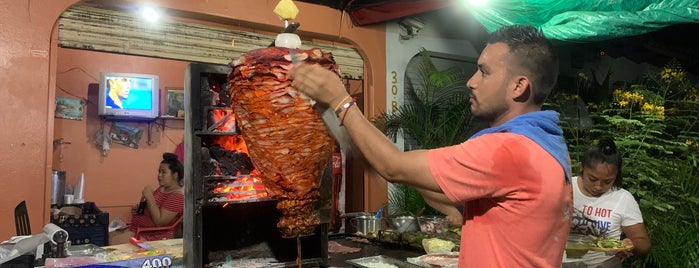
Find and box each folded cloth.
[470,110,571,182]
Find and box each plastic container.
[418,216,448,234]
[565,234,593,258]
[51,170,67,205]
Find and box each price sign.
[82,254,174,268]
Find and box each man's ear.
[512,76,531,100]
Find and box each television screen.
[98,72,160,120]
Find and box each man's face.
[110,78,131,99]
[466,42,513,124]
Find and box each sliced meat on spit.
[228,47,339,237]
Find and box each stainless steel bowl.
[387,215,419,233]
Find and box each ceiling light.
[141,6,161,23]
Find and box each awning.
[296,0,453,26]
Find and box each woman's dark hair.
[162,152,184,186]
[580,138,623,188]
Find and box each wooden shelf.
[159,116,184,120]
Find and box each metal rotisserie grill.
[184,63,331,267]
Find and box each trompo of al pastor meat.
[228,46,339,237]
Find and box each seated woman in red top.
[128,152,185,241]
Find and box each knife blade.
[289,48,300,65]
[129,237,154,251]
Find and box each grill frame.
[184,62,330,267]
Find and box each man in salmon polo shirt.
[291,24,572,267]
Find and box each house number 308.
[391,70,398,112]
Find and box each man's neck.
[489,106,542,127]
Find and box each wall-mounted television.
[98,72,160,120]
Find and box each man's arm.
[291,64,441,192]
[417,188,463,226]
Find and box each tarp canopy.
[462,0,699,42]
[297,0,699,74]
[298,0,699,41]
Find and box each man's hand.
[290,64,349,109]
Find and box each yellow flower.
[660,61,687,82]
[613,89,623,97]
[630,92,644,104]
[619,100,629,107]
[655,106,665,118]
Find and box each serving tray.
[347,255,423,268]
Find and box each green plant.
[549,60,699,267]
[373,48,478,216]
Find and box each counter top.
[41,237,429,267]
[102,238,183,259]
[326,235,425,267]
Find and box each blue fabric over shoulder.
[470,110,571,183]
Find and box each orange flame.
[211,175,268,201]
[207,110,265,201]
[212,109,237,132]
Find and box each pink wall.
[0,0,387,240]
[53,48,189,223]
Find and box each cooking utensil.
[375,206,384,219]
[289,48,301,65]
[129,237,154,251]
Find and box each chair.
[14,200,31,236]
[134,214,183,240]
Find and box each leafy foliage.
[548,59,699,267]
[373,48,477,216]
